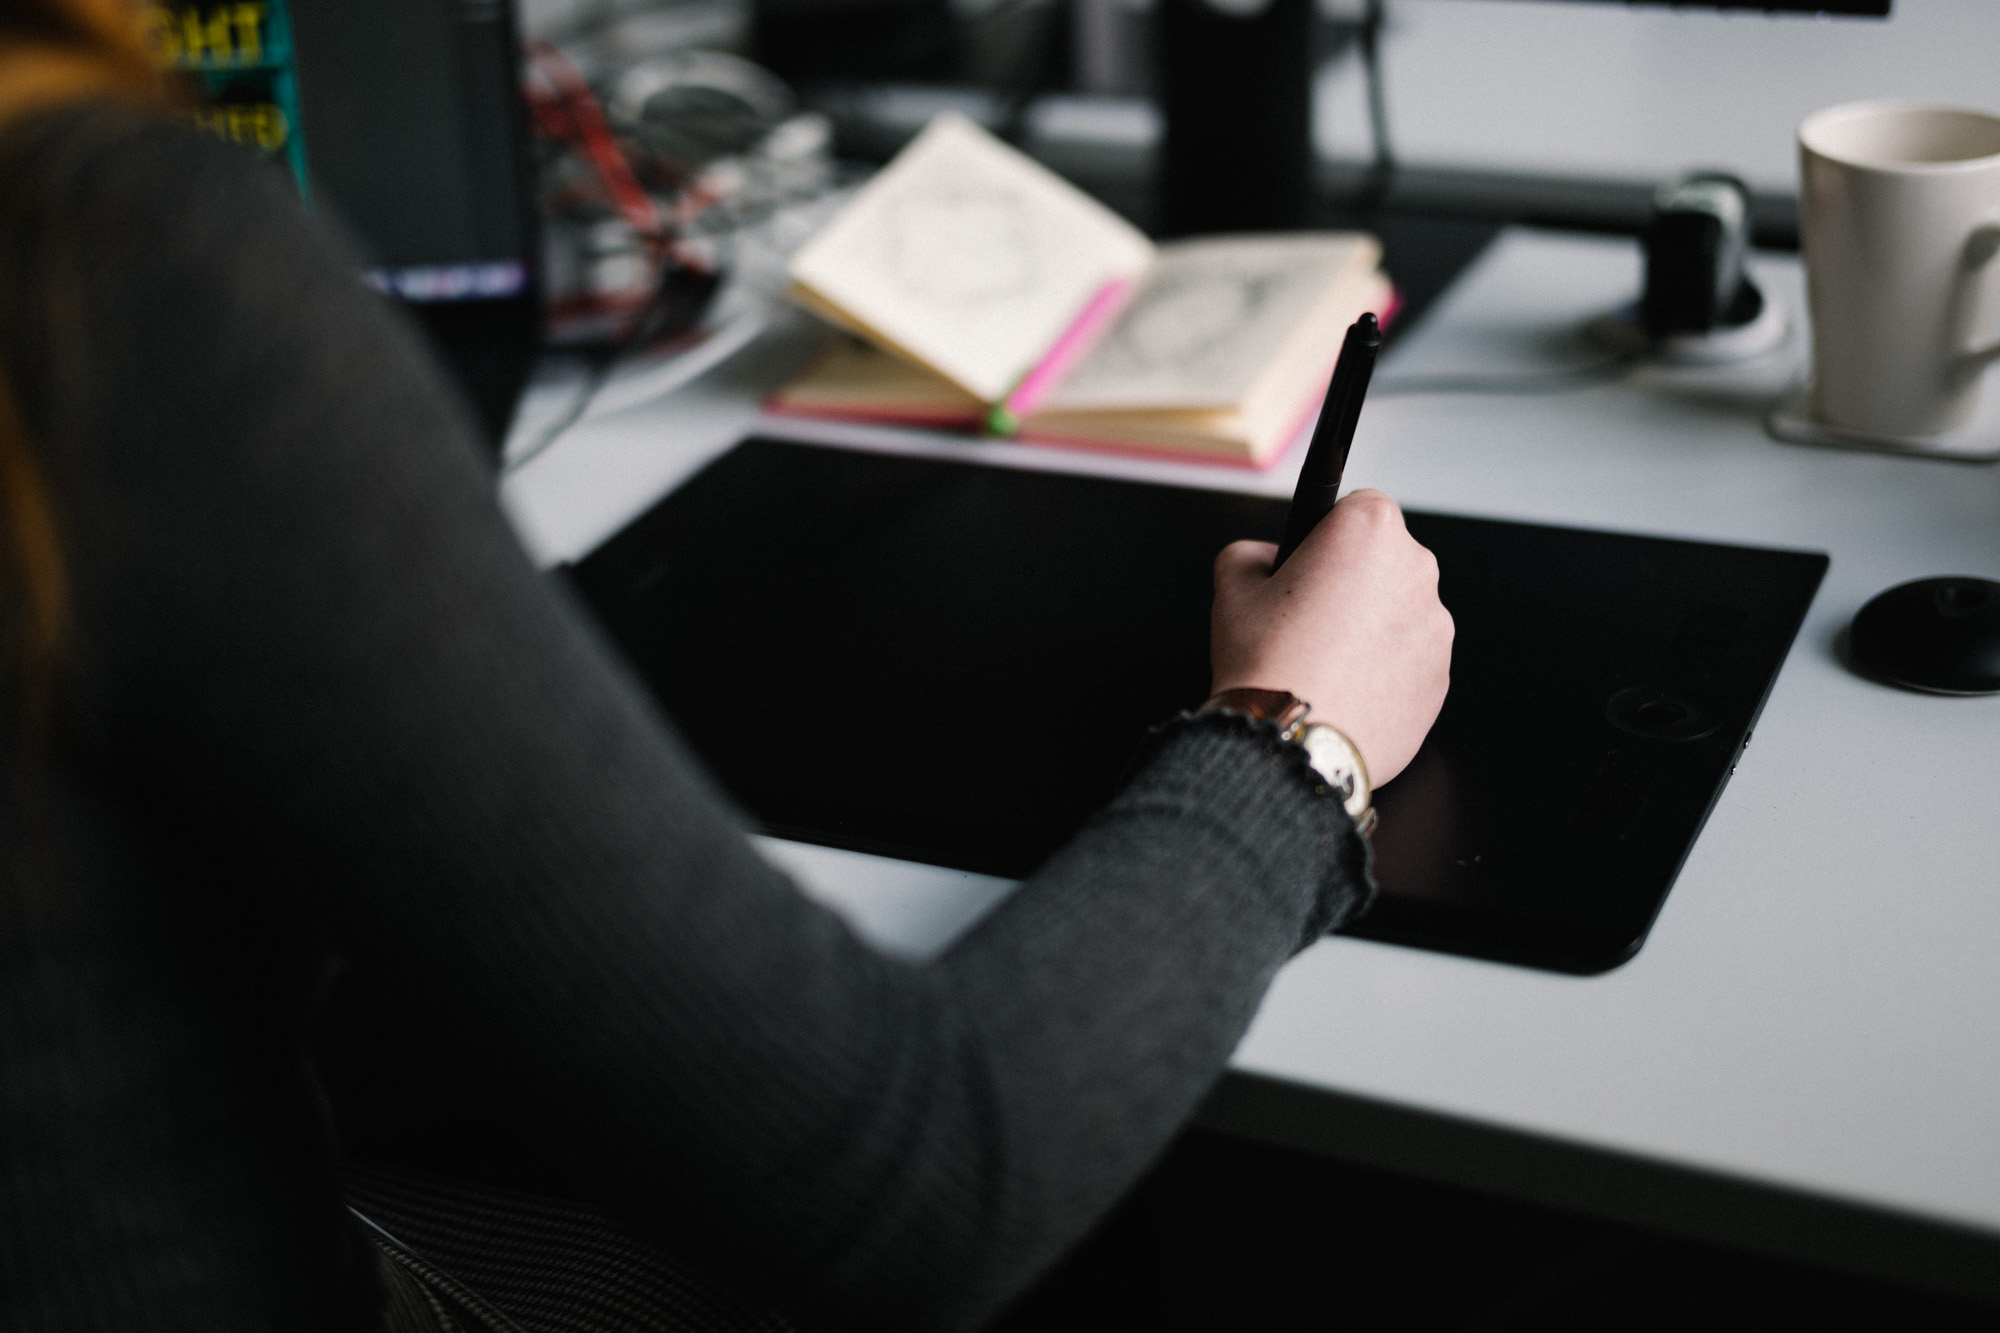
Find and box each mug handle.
[1961,220,2000,372]
[1967,222,2000,268]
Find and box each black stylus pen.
[1273,311,1382,568]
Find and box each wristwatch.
[1196,687,1377,836]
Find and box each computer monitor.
[288,0,541,449]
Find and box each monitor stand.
[1157,0,1314,234]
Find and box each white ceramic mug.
[1799,101,2000,440]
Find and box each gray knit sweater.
[0,108,1371,1332]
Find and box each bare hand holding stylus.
[1211,493,1452,786]
[1207,313,1453,786]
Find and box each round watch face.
[1297,723,1368,812]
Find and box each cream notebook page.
[787,113,1155,404]
[1034,235,1382,412]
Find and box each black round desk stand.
[1850,576,2000,695]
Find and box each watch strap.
[1196,688,1375,835]
[1196,687,1310,734]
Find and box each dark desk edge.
[1199,1071,2000,1310]
[816,87,1802,250]
[1308,160,1800,251]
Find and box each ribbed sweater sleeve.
[0,110,1372,1331]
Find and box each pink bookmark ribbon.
[996,277,1135,427]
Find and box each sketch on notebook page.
[885,188,1039,304]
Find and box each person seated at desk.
[0,5,1451,1329]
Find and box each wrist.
[1196,688,1376,835]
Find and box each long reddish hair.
[0,1,167,689]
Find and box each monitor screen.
[289,0,534,302]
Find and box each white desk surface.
[502,228,2000,1300]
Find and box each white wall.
[1314,0,2000,191]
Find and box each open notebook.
[774,114,1392,466]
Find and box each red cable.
[524,39,663,240]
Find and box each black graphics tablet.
[568,437,1827,974]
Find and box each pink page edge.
[1002,277,1135,420]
